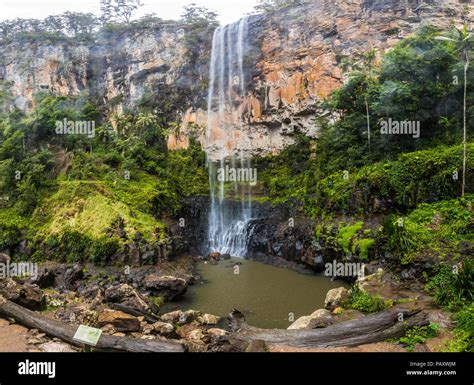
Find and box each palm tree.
[136,112,158,146]
[136,112,157,130]
[436,24,473,197]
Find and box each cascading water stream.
[206,17,253,258]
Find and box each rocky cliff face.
[178,0,472,158]
[0,0,471,156]
[0,24,210,114]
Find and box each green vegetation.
[259,140,472,216]
[352,238,375,261]
[425,259,473,311]
[254,0,303,13]
[444,303,474,352]
[0,93,208,262]
[389,323,440,352]
[423,259,473,352]
[337,222,363,254]
[383,197,473,264]
[150,296,164,309]
[0,1,218,44]
[0,13,471,352]
[343,287,392,314]
[258,26,472,218]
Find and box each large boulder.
[97,309,141,332]
[197,313,220,326]
[152,321,175,336]
[141,275,187,300]
[31,269,56,289]
[0,278,45,310]
[105,284,158,315]
[160,310,200,325]
[55,264,84,291]
[324,287,350,311]
[287,309,334,330]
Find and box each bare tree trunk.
[0,296,185,353]
[462,51,469,197]
[228,308,429,350]
[365,98,371,151]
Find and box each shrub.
[0,210,25,250]
[0,222,21,250]
[344,286,391,313]
[392,323,440,352]
[337,222,363,255]
[426,260,474,310]
[444,303,474,352]
[89,237,120,265]
[353,238,375,261]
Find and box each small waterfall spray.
[206,17,253,258]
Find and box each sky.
[0,0,258,25]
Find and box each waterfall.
[205,17,253,258]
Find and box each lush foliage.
[444,303,474,352]
[425,260,474,310]
[0,94,208,261]
[319,25,472,173]
[390,323,440,352]
[344,287,392,313]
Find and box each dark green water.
[161,259,345,329]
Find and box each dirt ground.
[0,318,29,352]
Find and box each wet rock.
[208,252,221,260]
[97,309,141,332]
[324,287,350,311]
[141,275,187,300]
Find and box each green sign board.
[73,325,103,347]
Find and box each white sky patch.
[0,0,258,25]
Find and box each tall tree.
[100,0,143,24]
[436,24,473,197]
[181,3,218,27]
[342,49,378,151]
[254,0,302,13]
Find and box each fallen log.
[0,295,184,353]
[228,307,429,350]
[108,303,160,324]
